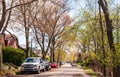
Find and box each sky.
[68,0,85,18]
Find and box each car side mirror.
[40,61,43,63]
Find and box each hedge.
[2,47,25,66]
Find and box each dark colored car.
[50,62,58,68]
[44,60,51,71]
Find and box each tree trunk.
[42,49,46,60]
[25,27,30,58]
[50,37,55,62]
[0,0,6,72]
[99,4,106,77]
[57,49,61,63]
[0,45,2,71]
[98,0,117,77]
[116,6,120,77]
[53,49,55,62]
[42,55,45,60]
[50,47,53,63]
[52,37,55,62]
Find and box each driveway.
[7,63,90,77]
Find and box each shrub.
[2,47,25,66]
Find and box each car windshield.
[25,58,39,62]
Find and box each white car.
[21,57,45,74]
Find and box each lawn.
[83,66,99,77]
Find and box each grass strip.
[83,66,98,77]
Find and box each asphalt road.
[7,63,90,77]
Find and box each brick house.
[0,34,19,48]
[0,34,5,46]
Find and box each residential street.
[7,63,90,77]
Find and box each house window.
[5,40,8,46]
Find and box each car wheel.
[37,67,40,74]
[49,67,51,70]
[42,68,45,72]
[46,67,49,71]
[45,66,49,71]
[49,66,51,70]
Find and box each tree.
[0,0,37,71]
[98,0,117,77]
[47,0,71,62]
[99,4,106,77]
[10,0,39,58]
[73,0,119,77]
[31,0,54,60]
[32,0,71,61]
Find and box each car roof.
[26,57,42,59]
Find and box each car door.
[40,59,44,69]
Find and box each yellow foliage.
[68,51,78,62]
[55,49,67,62]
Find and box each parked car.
[43,60,51,71]
[61,62,65,65]
[71,62,77,66]
[21,57,45,74]
[50,62,58,68]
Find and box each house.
[0,34,19,48]
[0,34,5,46]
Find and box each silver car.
[21,57,45,74]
